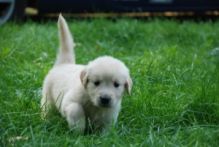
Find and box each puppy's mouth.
[99,103,111,108]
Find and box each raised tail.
[55,14,75,65]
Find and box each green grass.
[1,18,219,146]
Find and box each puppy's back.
[42,64,85,109]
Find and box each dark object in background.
[0,0,25,25]
[1,0,219,25]
[38,0,219,14]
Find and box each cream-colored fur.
[41,14,132,133]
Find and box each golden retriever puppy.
[41,14,132,133]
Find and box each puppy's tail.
[55,14,75,65]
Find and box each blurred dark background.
[1,0,219,25]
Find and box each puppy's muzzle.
[99,95,111,107]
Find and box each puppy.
[41,14,132,133]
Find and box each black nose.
[100,95,111,105]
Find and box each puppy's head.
[80,56,132,108]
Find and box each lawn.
[1,18,219,146]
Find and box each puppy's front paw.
[68,118,86,134]
[64,103,86,134]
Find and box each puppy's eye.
[114,82,120,88]
[94,81,100,86]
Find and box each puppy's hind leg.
[41,94,53,119]
[63,103,86,133]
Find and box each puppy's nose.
[100,95,111,105]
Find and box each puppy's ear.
[125,76,132,95]
[80,69,88,88]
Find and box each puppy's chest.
[84,105,113,126]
